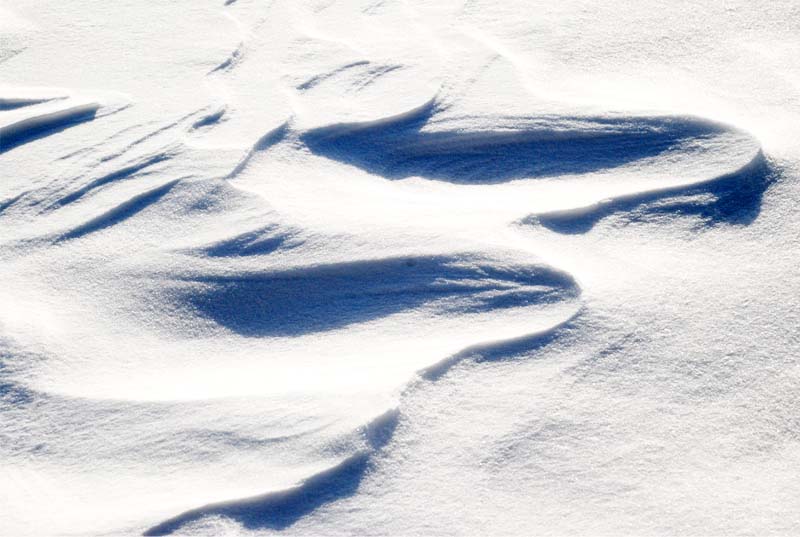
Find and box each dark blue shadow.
[57,179,179,241]
[143,410,402,535]
[179,256,577,337]
[202,224,303,258]
[52,152,169,208]
[421,311,580,380]
[301,102,729,185]
[534,151,775,234]
[1,107,97,154]
[143,453,370,535]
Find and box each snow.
[1,0,799,535]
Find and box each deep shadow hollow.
[175,255,578,337]
[301,104,733,185]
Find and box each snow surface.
[1,0,799,535]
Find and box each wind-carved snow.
[0,1,791,536]
[0,95,99,153]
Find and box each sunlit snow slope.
[1,1,799,536]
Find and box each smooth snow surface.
[1,1,799,535]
